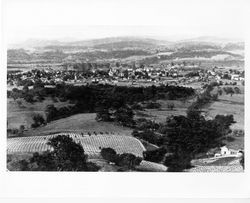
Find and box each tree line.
[11,83,194,127]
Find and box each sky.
[3,0,248,44]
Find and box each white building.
[216,146,243,157]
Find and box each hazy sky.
[3,0,247,44]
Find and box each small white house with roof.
[214,145,243,158]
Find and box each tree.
[143,147,167,163]
[19,135,100,171]
[114,106,135,127]
[135,118,159,131]
[224,87,234,96]
[11,88,21,101]
[45,104,58,122]
[95,107,112,122]
[213,114,235,136]
[16,99,23,107]
[100,147,117,163]
[115,153,142,170]
[212,93,218,101]
[218,89,223,96]
[132,130,165,146]
[24,93,35,103]
[18,125,25,135]
[31,114,45,128]
[234,87,241,94]
[22,84,29,94]
[101,147,142,170]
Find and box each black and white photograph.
[4,0,246,173]
[1,0,250,201]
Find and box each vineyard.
[7,133,146,158]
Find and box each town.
[7,61,244,90]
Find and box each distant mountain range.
[9,36,243,50]
[7,36,244,66]
[8,37,164,49]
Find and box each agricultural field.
[7,133,146,158]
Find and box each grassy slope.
[207,93,244,130]
[25,113,132,136]
[7,98,72,129]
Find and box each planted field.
[7,133,146,158]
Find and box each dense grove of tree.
[8,83,194,124]
[163,113,235,171]
[100,147,142,170]
[15,135,99,171]
[186,83,218,114]
[8,83,194,105]
[133,111,235,171]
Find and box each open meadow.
[134,98,194,123]
[7,97,72,130]
[207,93,244,130]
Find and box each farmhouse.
[214,146,243,158]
